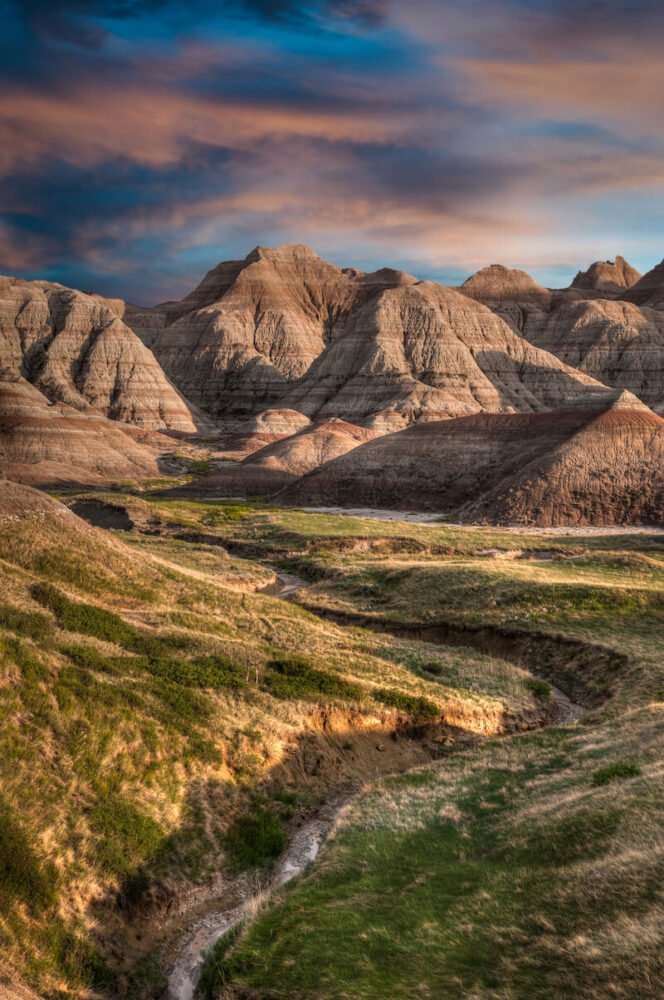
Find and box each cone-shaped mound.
[282,391,664,526]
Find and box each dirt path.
[296,506,664,535]
[164,570,585,1000]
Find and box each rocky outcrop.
[145,245,365,419]
[626,259,664,309]
[279,280,611,430]
[523,298,664,413]
[0,373,165,486]
[571,256,641,294]
[181,418,380,496]
[135,246,608,430]
[282,391,664,526]
[457,258,664,413]
[243,408,312,436]
[0,276,200,432]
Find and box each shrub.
[31,583,137,645]
[265,652,363,703]
[0,796,58,909]
[138,652,248,692]
[527,678,552,700]
[375,687,440,721]
[223,807,286,871]
[88,792,164,880]
[592,761,641,787]
[0,604,53,641]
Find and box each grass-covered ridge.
[97,499,661,1000]
[1,488,547,998]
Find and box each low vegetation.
[2,491,542,997]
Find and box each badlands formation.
[2,245,664,524]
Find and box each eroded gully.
[166,571,587,1000]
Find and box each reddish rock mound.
[182,418,379,496]
[0,375,165,486]
[282,391,664,526]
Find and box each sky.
[0,0,663,304]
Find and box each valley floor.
[0,491,662,999]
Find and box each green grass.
[374,687,440,720]
[0,796,59,910]
[6,494,662,999]
[0,604,53,641]
[592,761,642,786]
[31,582,138,645]
[223,807,286,872]
[217,739,661,999]
[265,651,364,703]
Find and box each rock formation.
[0,373,166,486]
[571,256,641,294]
[134,246,609,430]
[0,276,200,432]
[522,298,664,413]
[626,259,664,309]
[281,391,664,526]
[185,418,380,496]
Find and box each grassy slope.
[163,504,664,1000]
[0,494,543,998]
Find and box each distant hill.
[282,391,664,526]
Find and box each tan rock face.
[281,281,610,429]
[0,374,165,486]
[0,276,200,431]
[283,391,664,526]
[242,408,312,435]
[522,298,664,413]
[571,256,642,293]
[146,245,365,419]
[459,257,664,413]
[137,246,608,429]
[626,259,664,309]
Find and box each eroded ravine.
[165,572,588,1000]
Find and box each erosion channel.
[165,571,589,1000]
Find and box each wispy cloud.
[1,0,663,299]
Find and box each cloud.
[1,0,664,299]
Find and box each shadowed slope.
[282,391,664,526]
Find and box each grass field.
[98,499,663,1000]
[0,491,551,998]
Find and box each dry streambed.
[164,574,587,1000]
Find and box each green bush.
[527,678,552,700]
[592,761,641,786]
[0,796,59,909]
[375,687,440,721]
[265,652,363,703]
[31,583,137,645]
[223,807,286,871]
[0,604,53,641]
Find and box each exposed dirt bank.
[295,603,625,710]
